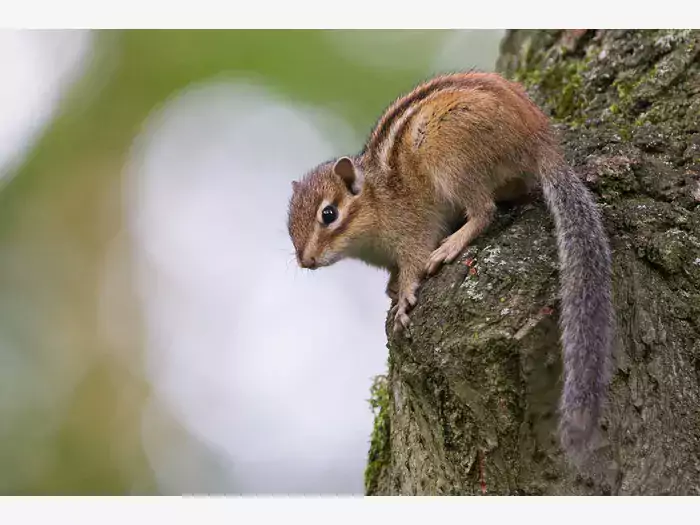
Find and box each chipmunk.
[287,71,613,465]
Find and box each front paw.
[426,235,465,275]
[393,307,411,334]
[392,287,418,335]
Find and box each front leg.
[392,252,431,335]
[385,268,399,303]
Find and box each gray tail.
[538,157,613,466]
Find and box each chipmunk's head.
[287,156,369,270]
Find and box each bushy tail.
[538,155,614,466]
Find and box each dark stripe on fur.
[364,71,489,161]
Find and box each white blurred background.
[0,29,503,494]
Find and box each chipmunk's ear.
[333,157,363,195]
[291,180,299,191]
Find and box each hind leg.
[494,174,537,205]
[426,199,496,276]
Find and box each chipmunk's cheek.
[316,252,334,267]
[324,238,351,263]
[316,245,344,267]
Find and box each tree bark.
[365,29,700,496]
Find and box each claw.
[393,311,411,332]
[392,285,419,335]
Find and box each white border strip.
[0,1,698,29]
[1,496,700,523]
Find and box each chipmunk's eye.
[321,204,338,225]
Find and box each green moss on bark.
[364,374,390,495]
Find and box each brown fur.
[287,72,614,466]
[288,72,552,320]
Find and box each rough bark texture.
[365,30,700,496]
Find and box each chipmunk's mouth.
[299,250,342,270]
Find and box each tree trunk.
[365,29,700,496]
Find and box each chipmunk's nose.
[300,256,317,269]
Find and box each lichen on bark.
[365,30,700,496]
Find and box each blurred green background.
[0,29,504,495]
